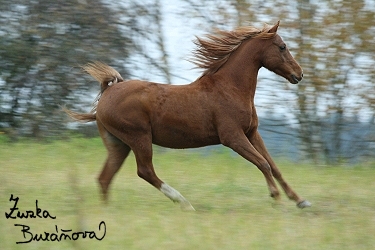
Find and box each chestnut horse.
[65,21,311,210]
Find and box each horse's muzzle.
[291,74,303,84]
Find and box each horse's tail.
[64,62,123,123]
[63,107,97,122]
[82,61,124,93]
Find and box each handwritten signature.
[5,194,106,244]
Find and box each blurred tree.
[1,0,374,163]
[293,0,375,163]
[0,0,175,139]
[121,0,172,83]
[294,0,324,163]
[0,0,133,139]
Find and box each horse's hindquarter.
[96,80,151,133]
[97,80,220,149]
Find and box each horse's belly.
[153,136,220,149]
[151,125,220,149]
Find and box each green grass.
[0,137,374,249]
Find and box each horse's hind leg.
[97,122,131,202]
[129,133,195,211]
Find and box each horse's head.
[260,21,303,84]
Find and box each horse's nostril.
[301,73,304,78]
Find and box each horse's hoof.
[180,201,196,211]
[297,200,312,209]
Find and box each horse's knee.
[258,162,272,175]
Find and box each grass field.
[1,137,374,249]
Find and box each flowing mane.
[192,24,277,76]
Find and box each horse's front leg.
[247,130,311,208]
[219,130,281,202]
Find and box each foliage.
[0,0,131,138]
[292,0,375,163]
[0,0,171,139]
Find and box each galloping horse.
[65,21,311,210]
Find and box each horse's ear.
[268,20,280,33]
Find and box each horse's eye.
[279,45,286,51]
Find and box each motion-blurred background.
[1,0,374,165]
[1,2,375,249]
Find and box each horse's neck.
[213,40,262,99]
[214,60,260,99]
